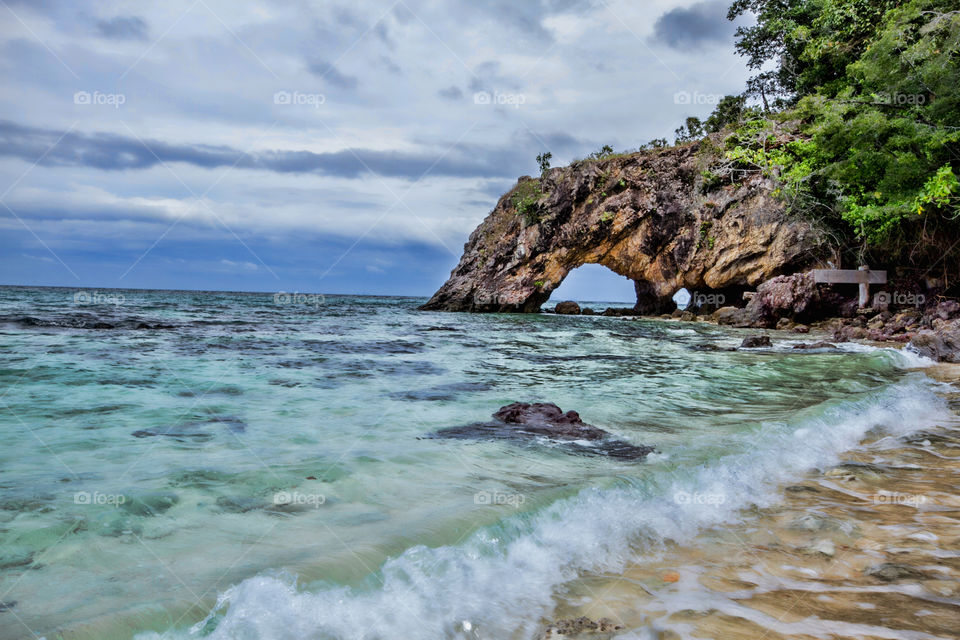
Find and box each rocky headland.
[421,143,960,362]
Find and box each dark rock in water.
[908,321,960,362]
[121,492,180,516]
[554,301,581,315]
[0,600,16,612]
[205,415,247,432]
[422,326,460,332]
[690,343,736,352]
[131,424,214,442]
[214,495,268,514]
[580,307,595,316]
[865,563,929,582]
[740,335,772,348]
[388,381,493,402]
[432,402,655,459]
[792,341,838,350]
[541,616,623,638]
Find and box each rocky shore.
[537,371,960,639]
[542,272,960,363]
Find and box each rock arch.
[421,143,823,313]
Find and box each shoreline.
[541,363,960,639]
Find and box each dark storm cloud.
[0,120,526,180]
[651,1,735,50]
[95,16,149,41]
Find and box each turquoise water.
[0,286,950,639]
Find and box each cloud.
[307,60,359,90]
[0,120,527,180]
[95,16,149,41]
[438,86,463,100]
[650,1,735,50]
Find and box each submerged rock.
[690,343,736,352]
[865,563,929,582]
[541,616,623,639]
[792,341,837,350]
[432,402,655,459]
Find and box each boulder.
[741,272,820,328]
[937,300,960,320]
[554,301,581,315]
[740,335,772,348]
[580,307,595,316]
[432,402,655,459]
[908,321,960,362]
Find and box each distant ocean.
[0,286,951,639]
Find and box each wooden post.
[859,265,870,308]
[811,267,887,310]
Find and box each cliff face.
[421,141,824,313]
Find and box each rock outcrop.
[421,141,824,313]
[432,402,654,459]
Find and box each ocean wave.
[140,376,953,640]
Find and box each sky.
[0,0,751,298]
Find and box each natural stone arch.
[546,262,637,306]
[421,142,824,313]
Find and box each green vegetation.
[698,0,959,269]
[529,2,958,273]
[512,179,543,225]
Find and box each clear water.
[0,286,950,640]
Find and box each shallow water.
[0,286,954,639]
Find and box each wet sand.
[543,365,960,639]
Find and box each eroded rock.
[554,301,581,315]
[432,402,654,459]
[420,142,822,313]
[740,335,772,348]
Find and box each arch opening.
[547,263,635,307]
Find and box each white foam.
[141,379,951,640]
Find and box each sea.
[0,286,954,639]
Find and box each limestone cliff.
[421,140,825,313]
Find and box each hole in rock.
[547,264,636,306]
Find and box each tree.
[536,152,552,178]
